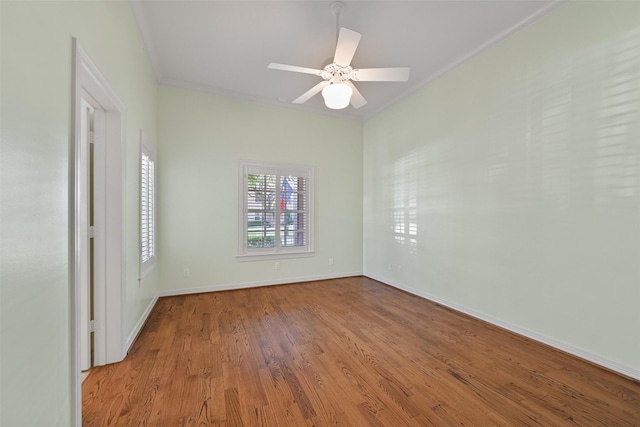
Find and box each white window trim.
[237,161,314,261]
[140,130,156,278]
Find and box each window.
[238,161,314,260]
[140,131,156,276]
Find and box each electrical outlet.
[329,257,334,266]
[275,261,280,270]
[183,268,190,278]
[387,263,392,271]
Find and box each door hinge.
[89,226,95,239]
[89,130,95,145]
[89,320,95,333]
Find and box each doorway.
[72,39,126,426]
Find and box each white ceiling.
[130,0,565,121]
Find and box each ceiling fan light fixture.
[268,4,409,111]
[322,83,352,109]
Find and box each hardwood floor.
[82,277,640,426]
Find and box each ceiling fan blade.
[351,67,410,82]
[345,81,367,109]
[292,81,330,104]
[268,63,323,76]
[333,28,361,67]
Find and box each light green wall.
[2,1,639,424]
[364,1,640,375]
[1,1,159,424]
[157,87,363,291]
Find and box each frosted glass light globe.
[321,83,353,109]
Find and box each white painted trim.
[365,273,640,382]
[236,251,315,262]
[158,272,363,297]
[139,130,157,279]
[125,294,159,353]
[363,0,569,121]
[70,39,82,427]
[75,47,127,365]
[238,161,315,258]
[71,38,127,427]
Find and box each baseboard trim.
[158,271,364,297]
[128,272,639,382]
[125,293,159,354]
[366,273,640,382]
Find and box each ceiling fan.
[268,2,410,110]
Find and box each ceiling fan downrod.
[330,2,346,44]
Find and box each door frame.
[70,38,126,426]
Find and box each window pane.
[247,231,275,248]
[280,212,306,247]
[248,173,276,191]
[280,176,306,212]
[279,175,307,247]
[247,212,274,230]
[246,173,277,248]
[248,174,276,212]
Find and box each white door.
[78,98,107,371]
[78,99,92,371]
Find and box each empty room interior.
[1,0,639,425]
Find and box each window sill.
[236,251,315,262]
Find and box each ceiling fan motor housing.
[322,63,354,83]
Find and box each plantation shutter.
[239,162,314,259]
[279,175,308,248]
[141,149,155,267]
